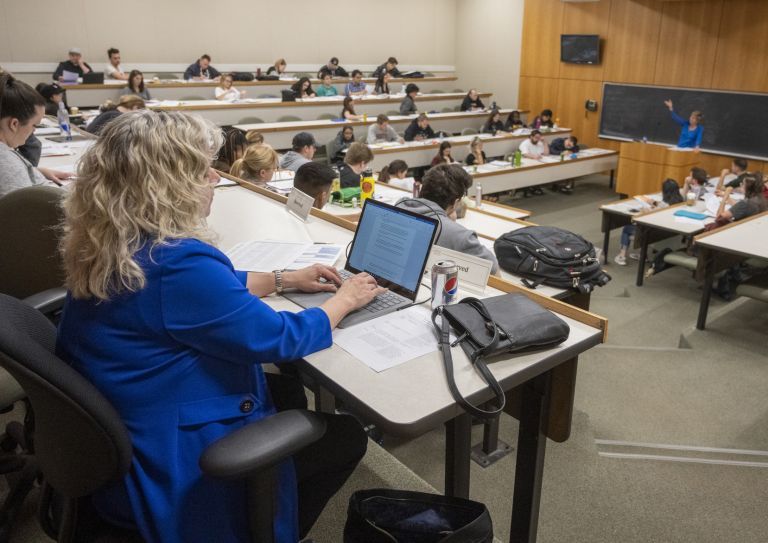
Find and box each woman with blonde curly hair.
[57,110,380,543]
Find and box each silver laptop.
[283,199,438,328]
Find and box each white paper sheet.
[226,240,309,272]
[287,244,344,269]
[34,127,60,136]
[333,306,441,372]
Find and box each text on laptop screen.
[348,201,436,294]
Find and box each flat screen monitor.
[561,34,600,65]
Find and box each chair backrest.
[179,95,205,101]
[317,113,336,120]
[0,294,132,498]
[387,110,400,117]
[0,186,66,300]
[461,127,478,136]
[239,117,264,125]
[278,115,302,122]
[155,73,177,80]
[258,94,278,99]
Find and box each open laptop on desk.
[283,199,438,328]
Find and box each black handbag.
[432,294,570,420]
[344,488,494,543]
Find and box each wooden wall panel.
[653,1,723,88]
[519,77,560,121]
[603,0,663,84]
[520,0,564,78]
[556,79,604,148]
[558,0,613,82]
[712,0,768,92]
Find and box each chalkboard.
[599,83,768,160]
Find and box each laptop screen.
[346,199,438,300]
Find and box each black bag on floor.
[494,226,611,294]
[344,489,493,543]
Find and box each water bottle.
[475,184,482,208]
[514,149,522,167]
[642,135,648,144]
[57,102,72,141]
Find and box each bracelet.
[273,269,284,294]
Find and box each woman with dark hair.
[530,109,554,129]
[340,96,363,121]
[120,70,151,100]
[460,89,485,112]
[328,126,355,165]
[481,109,505,135]
[400,83,419,115]
[0,74,72,196]
[505,110,525,131]
[86,95,146,136]
[212,125,248,173]
[431,141,456,166]
[37,82,66,116]
[718,173,767,222]
[378,159,409,184]
[664,99,703,149]
[291,77,316,99]
[374,72,392,95]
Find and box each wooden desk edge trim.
[693,210,768,243]
[221,172,608,339]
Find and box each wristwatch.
[273,269,285,294]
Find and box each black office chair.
[0,293,327,543]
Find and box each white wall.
[454,0,524,108]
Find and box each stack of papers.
[226,240,344,272]
[266,179,294,194]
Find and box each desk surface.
[206,184,604,437]
[36,118,96,170]
[632,201,710,235]
[694,212,768,260]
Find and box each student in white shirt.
[105,48,128,80]
[518,130,549,159]
[214,74,246,101]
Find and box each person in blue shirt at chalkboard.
[663,99,703,149]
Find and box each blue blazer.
[56,239,332,543]
[670,110,703,148]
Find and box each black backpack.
[231,72,254,81]
[494,226,611,294]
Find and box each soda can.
[431,260,459,309]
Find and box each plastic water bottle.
[514,149,522,167]
[475,184,482,208]
[57,102,72,141]
[642,135,648,144]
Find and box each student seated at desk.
[37,83,65,116]
[327,126,355,165]
[614,178,683,266]
[184,54,221,81]
[0,75,74,197]
[230,144,279,185]
[120,70,151,100]
[396,164,499,274]
[266,58,287,76]
[57,110,376,543]
[317,57,348,79]
[294,162,336,209]
[53,47,92,81]
[372,57,401,78]
[465,137,486,166]
[340,96,363,121]
[717,173,767,223]
[374,72,392,95]
[104,47,128,80]
[212,126,247,173]
[460,89,484,112]
[548,135,580,194]
[519,130,549,159]
[530,109,554,130]
[344,70,367,97]
[404,113,436,142]
[86,95,146,136]
[505,110,525,131]
[280,132,317,172]
[432,141,456,166]
[315,74,338,97]
[717,158,749,190]
[215,74,246,101]
[367,115,403,144]
[379,159,411,190]
[339,142,373,188]
[681,167,708,201]
[481,109,505,135]
[400,83,420,115]
[663,99,703,150]
[290,77,316,99]
[245,129,264,145]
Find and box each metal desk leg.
[696,249,715,330]
[313,384,336,414]
[609,169,615,190]
[444,412,472,498]
[472,412,513,468]
[602,226,611,265]
[636,225,649,287]
[509,371,551,543]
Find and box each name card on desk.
[286,188,314,221]
[425,245,492,293]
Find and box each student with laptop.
[183,54,221,81]
[104,48,128,80]
[294,162,336,209]
[367,114,403,144]
[396,164,500,274]
[317,57,348,79]
[57,110,377,543]
[53,47,92,81]
[279,132,317,172]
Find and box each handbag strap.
[432,306,506,420]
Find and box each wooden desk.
[368,129,571,170]
[60,76,459,107]
[465,149,619,195]
[235,109,531,150]
[207,180,606,543]
[148,92,492,125]
[616,142,700,196]
[693,212,768,330]
[598,193,663,264]
[36,118,96,171]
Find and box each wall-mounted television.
[561,34,600,65]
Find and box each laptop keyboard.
[338,269,405,313]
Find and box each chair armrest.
[199,409,326,480]
[23,287,67,315]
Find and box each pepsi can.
[431,260,459,308]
